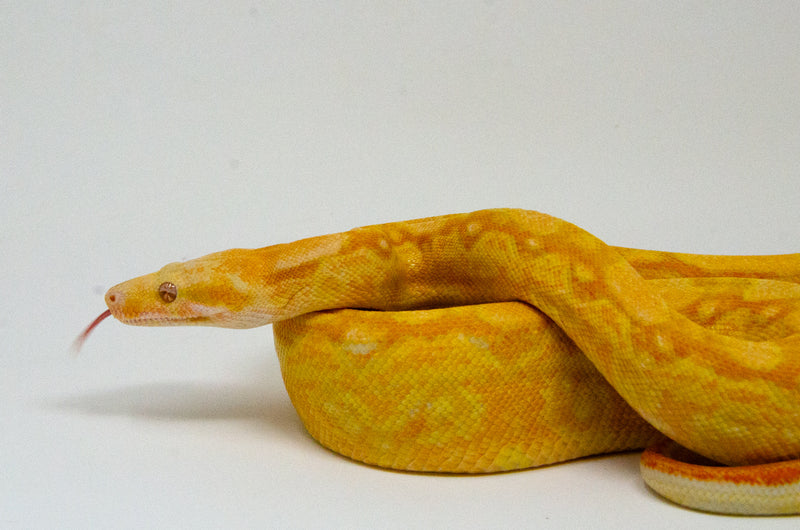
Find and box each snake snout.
[105,288,121,307]
[105,287,126,318]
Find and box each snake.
[79,209,800,515]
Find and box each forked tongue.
[72,310,112,352]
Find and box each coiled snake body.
[82,209,800,515]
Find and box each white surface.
[3,3,800,528]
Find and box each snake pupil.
[158,281,178,303]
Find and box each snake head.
[103,251,271,329]
[75,249,281,351]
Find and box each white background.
[3,2,800,528]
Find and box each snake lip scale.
[80,208,800,515]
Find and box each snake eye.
[158,282,178,303]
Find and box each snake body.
[87,209,800,514]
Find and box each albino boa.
[80,209,800,515]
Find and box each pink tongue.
[73,309,112,352]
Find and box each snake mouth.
[113,314,214,326]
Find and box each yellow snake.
[80,209,800,515]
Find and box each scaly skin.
[92,209,800,514]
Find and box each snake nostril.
[105,289,123,308]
